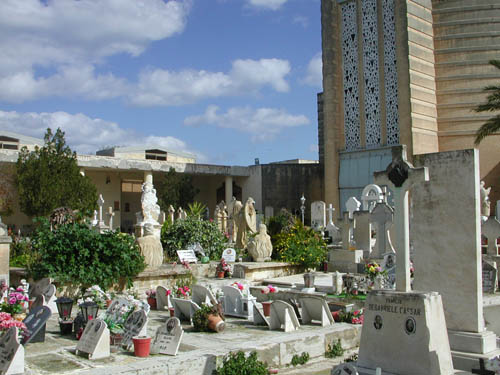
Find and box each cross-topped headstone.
[482,217,500,256]
[361,184,384,211]
[168,205,175,223]
[339,212,355,251]
[346,197,361,219]
[325,204,340,242]
[107,206,115,229]
[97,194,105,226]
[370,202,395,258]
[327,204,335,224]
[374,146,429,292]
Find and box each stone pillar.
[225,176,233,207]
[0,220,11,286]
[144,171,153,185]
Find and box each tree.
[474,60,500,145]
[16,128,97,217]
[156,168,199,211]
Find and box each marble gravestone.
[221,286,255,319]
[345,197,361,220]
[151,317,183,356]
[353,210,372,258]
[22,306,51,345]
[0,327,24,375]
[356,145,454,375]
[221,248,236,262]
[41,284,57,314]
[171,298,200,323]
[121,310,148,350]
[299,296,334,327]
[483,261,498,294]
[328,212,364,273]
[75,319,110,360]
[482,217,500,256]
[269,300,300,333]
[156,286,171,311]
[192,285,217,306]
[325,204,340,243]
[311,201,326,232]
[411,149,500,371]
[361,184,384,212]
[102,298,134,325]
[370,202,395,259]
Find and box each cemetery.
[1,1,500,375]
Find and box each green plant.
[192,303,220,332]
[16,128,97,218]
[10,237,39,269]
[325,339,344,358]
[30,218,146,289]
[474,60,500,145]
[213,351,268,375]
[274,220,327,271]
[187,202,207,219]
[266,209,296,259]
[345,353,358,362]
[290,352,310,366]
[156,168,200,211]
[161,217,228,260]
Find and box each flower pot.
[169,307,175,317]
[201,256,210,264]
[147,297,157,310]
[303,272,316,288]
[261,301,272,317]
[106,300,112,308]
[217,271,225,279]
[207,314,225,332]
[28,299,36,311]
[59,321,73,335]
[132,336,152,357]
[110,333,123,352]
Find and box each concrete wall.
[260,163,322,223]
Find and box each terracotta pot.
[106,300,112,308]
[147,297,157,310]
[217,271,225,279]
[261,301,272,317]
[28,299,35,311]
[207,314,225,332]
[132,336,151,357]
[169,307,175,317]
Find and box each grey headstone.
[0,327,24,375]
[483,261,498,294]
[76,319,110,360]
[22,306,51,344]
[151,317,183,356]
[269,300,300,332]
[299,296,334,327]
[156,286,170,311]
[121,310,147,350]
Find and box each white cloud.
[293,15,309,28]
[247,0,288,11]
[0,110,204,160]
[184,105,309,141]
[0,0,190,102]
[130,58,290,106]
[302,53,323,87]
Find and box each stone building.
[320,0,500,212]
[0,131,321,233]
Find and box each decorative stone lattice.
[341,1,361,151]
[383,0,399,145]
[362,0,381,147]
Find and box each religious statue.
[480,180,491,218]
[247,224,273,262]
[136,223,164,269]
[230,198,243,243]
[141,181,161,225]
[235,197,257,249]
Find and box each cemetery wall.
[261,163,322,222]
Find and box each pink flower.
[0,312,12,322]
[166,290,172,296]
[8,297,16,305]
[268,285,276,293]
[261,287,270,294]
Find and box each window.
[121,181,142,193]
[0,136,19,150]
[145,149,167,161]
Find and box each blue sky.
[0,0,323,165]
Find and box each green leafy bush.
[10,237,39,269]
[266,210,296,259]
[274,220,327,271]
[192,303,220,332]
[325,339,344,358]
[213,351,268,375]
[161,217,228,260]
[30,219,146,289]
[290,352,310,366]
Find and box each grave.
[361,184,384,212]
[221,286,256,319]
[411,148,500,371]
[151,317,183,356]
[121,310,147,350]
[22,306,51,345]
[381,253,396,290]
[483,261,498,294]
[253,305,269,327]
[177,249,197,263]
[353,210,372,258]
[325,204,340,244]
[0,327,24,375]
[41,283,57,314]
[102,298,133,323]
[269,300,300,332]
[311,201,326,232]
[0,217,11,286]
[346,197,361,219]
[156,286,171,311]
[370,202,395,259]
[328,212,364,274]
[171,297,200,323]
[299,296,334,327]
[356,145,454,375]
[482,217,500,256]
[221,248,236,262]
[75,319,110,360]
[192,285,218,306]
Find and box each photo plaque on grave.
[0,327,24,375]
[75,319,110,360]
[121,310,147,350]
[151,317,183,356]
[22,306,51,345]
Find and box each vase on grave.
[132,336,151,357]
[261,301,272,317]
[303,272,316,288]
[147,297,157,310]
[207,314,225,332]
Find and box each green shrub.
[192,303,219,332]
[266,210,296,259]
[213,351,268,375]
[325,339,344,358]
[30,218,146,289]
[290,352,310,367]
[10,237,39,269]
[161,217,228,260]
[274,220,327,270]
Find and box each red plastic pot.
[262,301,272,317]
[169,307,175,317]
[147,297,157,310]
[132,336,151,357]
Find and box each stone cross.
[107,207,115,229]
[168,205,175,223]
[482,217,500,256]
[97,195,105,226]
[340,212,356,251]
[374,146,429,292]
[92,210,98,226]
[327,204,335,224]
[177,207,183,220]
[361,184,384,211]
[346,196,361,219]
[370,202,395,258]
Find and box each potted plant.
[175,285,191,299]
[0,289,29,321]
[132,335,152,357]
[0,312,27,340]
[260,285,276,316]
[145,288,156,310]
[192,303,225,333]
[215,259,231,279]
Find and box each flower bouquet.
[79,285,111,310]
[332,309,364,324]
[216,259,232,278]
[260,285,277,316]
[0,312,27,340]
[145,288,157,310]
[0,289,29,316]
[364,262,387,281]
[175,286,191,299]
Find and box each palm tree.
[474,60,500,145]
